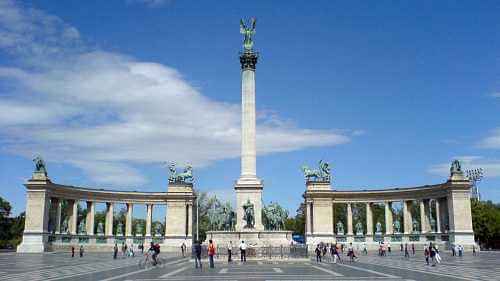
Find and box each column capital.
[239,51,258,70]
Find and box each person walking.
[71,246,75,258]
[79,245,84,257]
[208,240,216,268]
[227,241,233,262]
[181,242,187,258]
[404,243,410,259]
[194,240,202,270]
[411,243,415,256]
[424,246,430,265]
[429,243,436,266]
[113,243,118,259]
[400,243,403,252]
[239,240,247,262]
[451,244,456,256]
[315,245,322,263]
[387,242,391,253]
[362,243,368,255]
[347,243,357,262]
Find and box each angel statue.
[240,17,256,51]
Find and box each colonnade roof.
[24,178,196,204]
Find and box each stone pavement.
[0,251,499,281]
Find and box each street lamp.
[466,168,484,200]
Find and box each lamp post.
[466,168,484,200]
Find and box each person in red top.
[208,240,216,268]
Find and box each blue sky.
[1,0,499,219]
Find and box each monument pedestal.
[235,178,264,231]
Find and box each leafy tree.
[471,199,500,249]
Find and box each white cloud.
[0,0,350,187]
[428,156,500,178]
[479,128,500,149]
[492,92,500,98]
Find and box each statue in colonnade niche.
[116,222,124,236]
[429,216,436,232]
[61,218,69,233]
[336,221,344,235]
[412,220,419,232]
[375,221,382,233]
[355,221,363,235]
[78,219,86,234]
[393,220,401,233]
[135,223,143,235]
[97,222,104,235]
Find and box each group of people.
[451,244,467,256]
[314,242,358,263]
[112,242,145,259]
[192,239,249,269]
[70,245,84,258]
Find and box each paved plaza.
[1,251,499,281]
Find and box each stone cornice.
[24,179,196,204]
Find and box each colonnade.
[17,172,196,253]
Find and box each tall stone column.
[125,203,133,236]
[105,202,114,236]
[187,203,193,237]
[86,201,95,235]
[146,204,153,237]
[385,202,393,234]
[366,202,373,235]
[235,49,264,232]
[347,203,353,235]
[306,202,313,235]
[68,200,78,235]
[54,198,62,234]
[17,187,51,252]
[435,199,441,233]
[403,200,412,234]
[419,200,428,233]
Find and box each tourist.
[411,243,415,255]
[239,240,247,262]
[434,245,441,264]
[315,245,322,262]
[333,243,341,263]
[181,242,186,258]
[227,241,233,262]
[387,242,391,253]
[404,243,409,259]
[458,244,463,257]
[347,243,357,262]
[400,243,403,252]
[362,243,368,255]
[149,242,160,266]
[208,239,216,268]
[322,244,327,260]
[79,245,84,257]
[194,240,202,270]
[429,242,436,266]
[451,244,456,256]
[121,243,127,258]
[71,246,75,258]
[113,243,118,259]
[424,246,430,265]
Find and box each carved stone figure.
[301,160,331,182]
[97,222,104,235]
[240,18,256,51]
[61,218,69,233]
[78,220,86,234]
[412,220,419,232]
[263,202,289,231]
[116,222,124,236]
[33,155,47,176]
[450,159,462,174]
[336,221,344,235]
[154,223,163,236]
[429,216,436,232]
[242,200,255,229]
[355,221,363,235]
[168,162,193,183]
[393,220,401,233]
[135,223,143,235]
[375,221,382,233]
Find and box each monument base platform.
[206,230,293,247]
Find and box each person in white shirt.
[239,240,247,262]
[227,241,233,262]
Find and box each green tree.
[471,199,500,248]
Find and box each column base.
[17,232,49,253]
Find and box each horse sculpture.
[301,160,331,182]
[168,162,193,183]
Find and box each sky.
[0,0,499,219]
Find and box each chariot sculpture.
[168,162,193,184]
[301,160,331,182]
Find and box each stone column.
[419,200,427,233]
[68,200,78,235]
[447,186,475,246]
[17,188,51,252]
[105,202,114,236]
[403,200,412,234]
[366,202,373,236]
[435,199,441,233]
[54,198,62,234]
[347,203,353,235]
[125,203,133,236]
[385,202,393,234]
[306,202,313,235]
[146,204,153,237]
[86,201,95,235]
[187,202,193,237]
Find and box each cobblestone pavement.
[0,251,499,281]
